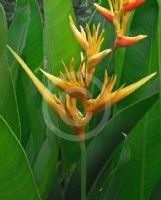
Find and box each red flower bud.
[116,35,147,47]
[94,3,114,24]
[123,0,145,12]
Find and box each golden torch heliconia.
[94,0,146,47]
[6,3,156,200]
[7,14,156,141]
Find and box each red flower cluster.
[94,0,146,47]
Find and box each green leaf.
[116,100,161,200]
[44,0,81,74]
[33,129,58,200]
[19,0,44,158]
[111,1,161,199]
[0,115,40,200]
[65,88,159,200]
[87,134,131,200]
[9,0,44,158]
[23,0,43,69]
[7,0,30,144]
[47,168,64,200]
[0,4,21,139]
[97,135,131,200]
[7,0,30,146]
[8,0,30,70]
[43,0,81,170]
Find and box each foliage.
[0,0,160,200]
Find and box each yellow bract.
[69,16,111,86]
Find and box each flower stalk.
[80,140,87,200]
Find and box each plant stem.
[80,140,86,200]
[107,42,118,70]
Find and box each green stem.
[80,140,87,200]
[107,42,118,70]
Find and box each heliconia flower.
[94,1,147,48]
[94,3,114,24]
[122,0,145,12]
[7,45,156,141]
[116,35,147,47]
[88,71,156,114]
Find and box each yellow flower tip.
[139,72,157,84]
[7,45,65,116]
[69,15,74,25]
[140,34,148,39]
[39,68,54,80]
[110,72,157,105]
[39,68,66,89]
[88,72,156,114]
[69,16,88,51]
[88,49,112,69]
[39,67,46,74]
[94,3,114,24]
[116,35,148,47]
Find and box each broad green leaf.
[0,115,40,200]
[110,0,161,200]
[19,0,44,157]
[0,4,21,139]
[7,0,30,146]
[97,135,131,200]
[65,89,159,200]
[44,0,81,74]
[111,1,161,199]
[9,0,45,158]
[116,100,161,200]
[8,0,30,71]
[47,168,63,200]
[33,129,58,200]
[24,0,43,69]
[16,70,45,160]
[87,135,130,200]
[43,0,81,170]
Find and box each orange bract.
[123,0,145,12]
